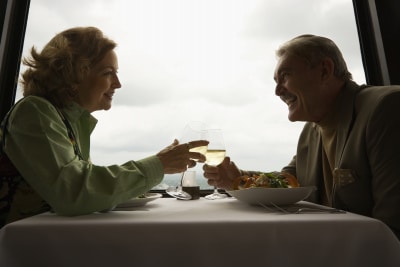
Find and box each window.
[5,0,367,190]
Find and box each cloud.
[23,0,365,178]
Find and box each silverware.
[258,202,346,214]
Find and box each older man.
[203,34,400,239]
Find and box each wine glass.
[165,179,192,200]
[165,121,208,200]
[204,129,228,200]
[181,121,208,161]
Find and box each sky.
[20,0,366,188]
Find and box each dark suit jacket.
[282,81,400,238]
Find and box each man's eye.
[280,73,288,81]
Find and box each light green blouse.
[4,96,164,217]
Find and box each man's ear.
[320,57,335,80]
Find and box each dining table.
[0,196,399,267]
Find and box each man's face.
[273,54,326,122]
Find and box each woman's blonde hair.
[21,26,117,108]
[276,34,352,81]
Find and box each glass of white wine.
[204,128,228,200]
[185,130,208,160]
[165,121,208,200]
[182,121,208,160]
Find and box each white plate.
[116,193,162,208]
[226,186,315,206]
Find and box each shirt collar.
[62,102,98,132]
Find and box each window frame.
[0,0,30,121]
[353,0,400,85]
[1,0,399,197]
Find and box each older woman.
[0,26,207,226]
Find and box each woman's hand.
[202,156,241,190]
[157,139,208,174]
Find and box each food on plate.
[232,172,299,190]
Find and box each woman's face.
[75,50,121,112]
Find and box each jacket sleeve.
[365,91,400,238]
[4,98,164,216]
[281,155,297,177]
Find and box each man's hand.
[203,156,241,190]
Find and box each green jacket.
[3,96,164,223]
[282,81,400,239]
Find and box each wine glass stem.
[213,186,219,194]
[179,165,188,189]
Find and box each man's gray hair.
[276,34,353,81]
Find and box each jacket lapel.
[335,81,363,167]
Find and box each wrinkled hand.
[157,139,209,174]
[203,156,241,190]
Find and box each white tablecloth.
[1,198,399,267]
